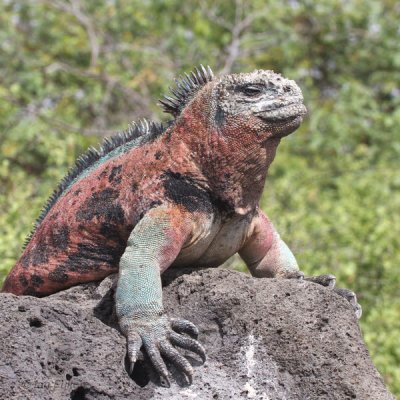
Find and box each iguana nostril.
[284,85,291,93]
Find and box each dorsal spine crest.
[24,119,165,247]
[159,65,214,117]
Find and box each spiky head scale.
[159,65,214,117]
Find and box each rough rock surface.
[0,268,394,400]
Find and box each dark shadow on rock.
[93,282,119,330]
[124,354,150,388]
[161,265,212,287]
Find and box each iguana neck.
[167,106,281,214]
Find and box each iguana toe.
[169,331,207,363]
[143,339,170,387]
[334,287,362,319]
[159,340,194,384]
[284,271,305,280]
[304,273,336,288]
[171,318,199,339]
[126,331,143,374]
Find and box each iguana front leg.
[116,207,206,387]
[240,210,362,318]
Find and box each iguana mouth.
[255,102,307,123]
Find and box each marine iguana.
[2,66,361,386]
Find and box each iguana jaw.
[255,101,307,137]
[255,101,307,122]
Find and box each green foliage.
[0,0,399,395]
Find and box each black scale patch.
[31,274,45,287]
[76,188,125,224]
[19,275,29,287]
[49,212,60,221]
[20,242,50,267]
[16,274,40,295]
[52,225,70,250]
[97,168,109,180]
[108,165,123,184]
[48,267,69,283]
[99,222,122,242]
[162,170,212,213]
[48,241,124,283]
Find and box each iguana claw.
[302,273,362,319]
[121,315,204,385]
[144,338,171,385]
[159,340,194,384]
[169,331,206,363]
[171,318,199,339]
[127,332,142,374]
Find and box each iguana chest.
[173,213,253,268]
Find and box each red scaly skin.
[2,130,200,295]
[4,70,297,296]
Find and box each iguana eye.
[240,85,263,97]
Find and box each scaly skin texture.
[2,66,361,386]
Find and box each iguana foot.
[302,273,362,319]
[119,315,206,387]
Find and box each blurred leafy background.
[0,0,399,394]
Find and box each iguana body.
[2,66,361,386]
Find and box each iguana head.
[213,69,307,139]
[160,66,306,141]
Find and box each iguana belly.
[173,214,251,268]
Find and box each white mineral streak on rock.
[242,333,279,400]
[178,388,198,398]
[243,381,258,398]
[245,333,256,378]
[242,333,259,398]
